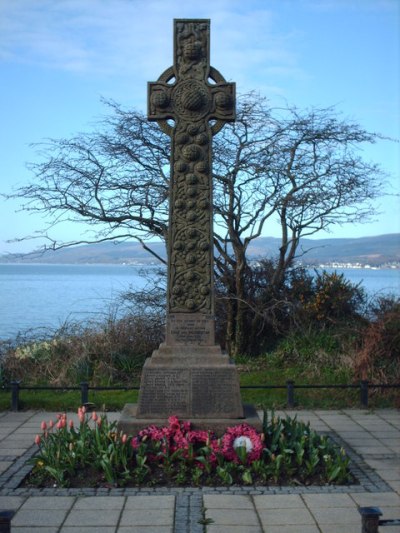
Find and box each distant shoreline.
[0,261,399,270]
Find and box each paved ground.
[0,409,399,532]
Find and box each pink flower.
[48,420,54,429]
[91,411,98,422]
[69,419,74,429]
[34,434,41,445]
[40,421,47,431]
[56,417,66,430]
[167,415,181,432]
[121,434,128,444]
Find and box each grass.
[0,389,139,412]
[1,359,397,411]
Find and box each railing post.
[11,381,20,411]
[0,510,14,533]
[286,380,295,408]
[80,382,89,406]
[359,506,382,533]
[360,380,369,408]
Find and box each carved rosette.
[147,19,235,314]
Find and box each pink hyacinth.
[34,434,41,445]
[40,421,47,431]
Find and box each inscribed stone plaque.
[137,368,190,416]
[166,313,215,345]
[191,367,243,417]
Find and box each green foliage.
[29,409,132,487]
[275,331,341,364]
[262,409,351,484]
[27,410,353,488]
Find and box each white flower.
[233,436,253,452]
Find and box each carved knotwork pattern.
[147,20,235,314]
[169,121,212,312]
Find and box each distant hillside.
[1,234,399,267]
[248,234,400,267]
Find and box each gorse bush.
[27,408,352,488]
[298,271,366,328]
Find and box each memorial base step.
[117,403,263,436]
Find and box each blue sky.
[0,0,399,254]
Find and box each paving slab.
[350,491,400,507]
[302,493,354,508]
[60,526,116,533]
[0,495,25,509]
[72,496,125,510]
[206,527,262,533]
[203,494,253,509]
[124,495,175,509]
[261,527,319,533]
[11,524,59,533]
[205,508,260,527]
[63,509,122,527]
[12,508,69,527]
[257,507,316,526]
[318,526,360,533]
[19,496,75,509]
[253,494,304,509]
[117,526,172,533]
[119,508,174,526]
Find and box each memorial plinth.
[118,19,262,436]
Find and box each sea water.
[0,263,398,340]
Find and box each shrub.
[354,295,400,383]
[2,311,163,386]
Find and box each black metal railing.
[2,379,399,411]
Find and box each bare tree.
[211,95,385,354]
[6,93,388,355]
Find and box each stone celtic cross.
[148,19,235,330]
[122,19,254,429]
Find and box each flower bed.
[25,408,352,488]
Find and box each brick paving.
[0,409,399,532]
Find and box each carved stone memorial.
[119,19,261,435]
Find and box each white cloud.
[0,0,303,92]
